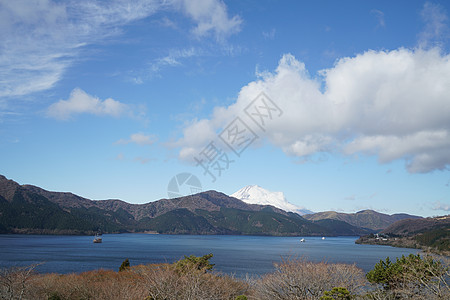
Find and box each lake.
[0,234,419,277]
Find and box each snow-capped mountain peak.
[231,185,312,215]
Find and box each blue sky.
[1,0,449,217]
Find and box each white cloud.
[116,133,156,146]
[175,48,450,173]
[0,0,241,99]
[176,0,242,41]
[47,88,129,120]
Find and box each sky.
[1,0,449,217]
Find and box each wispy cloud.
[432,200,450,211]
[116,133,157,146]
[176,0,242,41]
[263,28,276,40]
[115,153,125,161]
[134,156,155,164]
[150,47,200,76]
[135,43,243,81]
[0,0,242,99]
[47,88,130,120]
[128,47,202,83]
[419,2,450,48]
[156,17,178,29]
[0,0,161,99]
[371,9,385,28]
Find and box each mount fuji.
[231,185,312,215]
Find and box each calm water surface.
[0,234,419,276]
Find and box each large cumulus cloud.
[175,48,450,173]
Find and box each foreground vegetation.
[1,254,449,299]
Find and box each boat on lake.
[300,238,305,242]
[93,233,102,243]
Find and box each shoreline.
[356,236,449,257]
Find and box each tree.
[119,258,130,272]
[366,254,449,299]
[174,253,214,273]
[366,256,401,290]
[0,264,40,299]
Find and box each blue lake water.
[0,234,419,277]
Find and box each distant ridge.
[303,209,421,231]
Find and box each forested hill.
[0,175,403,236]
[356,215,450,255]
[303,209,421,231]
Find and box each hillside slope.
[304,209,421,231]
[356,215,450,255]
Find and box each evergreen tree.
[119,258,130,272]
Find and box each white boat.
[300,238,305,242]
[93,233,102,243]
[322,237,325,240]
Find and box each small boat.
[322,237,325,240]
[300,238,305,242]
[93,233,102,243]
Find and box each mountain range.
[0,175,421,237]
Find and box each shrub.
[320,287,352,300]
